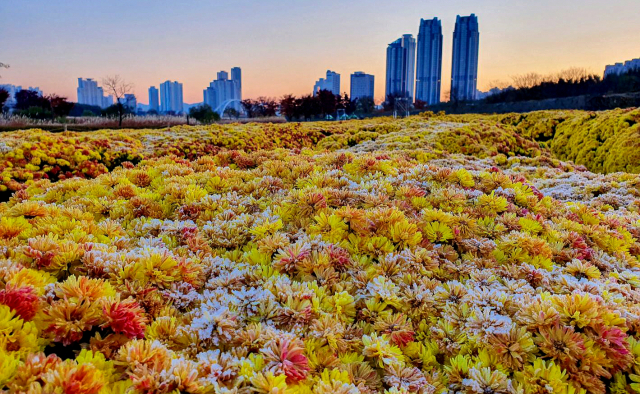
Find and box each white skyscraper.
[313,70,340,95]
[77,78,111,108]
[350,72,375,101]
[203,68,242,113]
[160,80,184,114]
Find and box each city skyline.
[2,0,640,103]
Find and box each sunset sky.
[2,0,639,104]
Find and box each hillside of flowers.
[1,109,640,393]
[2,107,639,199]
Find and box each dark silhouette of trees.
[47,95,74,118]
[0,88,10,111]
[242,97,279,118]
[279,95,298,121]
[102,75,133,127]
[278,91,370,121]
[355,96,375,115]
[383,94,402,111]
[316,89,337,117]
[224,107,240,119]
[70,103,102,117]
[299,95,321,121]
[414,99,427,110]
[15,90,47,110]
[486,67,640,104]
[12,90,74,120]
[188,104,219,124]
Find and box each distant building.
[231,67,242,98]
[0,84,42,109]
[160,80,184,114]
[77,78,112,108]
[476,86,513,100]
[203,68,242,113]
[148,86,159,112]
[451,14,480,102]
[313,70,340,95]
[416,18,443,105]
[119,94,137,111]
[604,58,640,77]
[385,34,416,101]
[350,72,375,101]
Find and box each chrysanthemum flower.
[535,324,585,367]
[262,337,310,382]
[373,313,415,348]
[0,285,39,321]
[102,297,148,339]
[42,360,106,394]
[44,298,103,345]
[250,372,289,394]
[362,333,405,368]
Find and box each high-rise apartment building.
[203,68,242,112]
[604,58,640,77]
[385,34,416,101]
[350,72,375,101]
[0,84,42,109]
[160,80,184,114]
[77,78,112,108]
[416,18,443,105]
[313,70,340,95]
[451,14,479,102]
[148,86,159,112]
[120,94,137,111]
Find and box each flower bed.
[2,108,640,195]
[1,147,640,393]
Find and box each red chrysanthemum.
[263,337,310,382]
[102,298,148,339]
[0,285,39,321]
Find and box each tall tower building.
[231,67,242,101]
[451,14,479,102]
[313,70,340,95]
[148,86,159,112]
[350,72,375,101]
[159,80,184,114]
[416,18,443,105]
[385,34,416,101]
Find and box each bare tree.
[102,75,133,127]
[486,79,510,90]
[0,63,8,78]
[511,72,545,89]
[557,67,590,83]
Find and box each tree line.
[188,90,376,124]
[485,67,640,104]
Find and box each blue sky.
[2,0,639,103]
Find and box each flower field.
[1,108,640,394]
